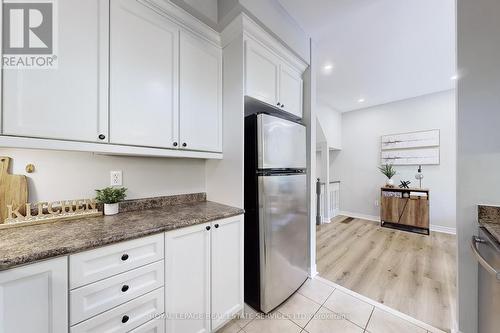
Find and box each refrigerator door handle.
[471,236,500,281]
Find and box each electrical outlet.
[110,171,122,186]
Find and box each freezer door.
[258,173,308,313]
[257,114,306,170]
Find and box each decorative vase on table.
[104,203,119,216]
[378,164,397,188]
[95,187,128,216]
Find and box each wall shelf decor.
[381,130,440,165]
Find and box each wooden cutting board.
[0,157,28,223]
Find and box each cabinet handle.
[121,254,129,261]
[121,285,129,292]
[98,134,106,140]
[182,143,187,147]
[215,224,219,228]
[206,226,211,231]
[122,315,129,324]
[173,142,178,147]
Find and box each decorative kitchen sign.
[381,130,440,165]
[0,199,102,230]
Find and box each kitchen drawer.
[71,287,164,333]
[70,234,164,288]
[129,318,165,333]
[70,260,164,325]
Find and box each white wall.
[0,148,206,202]
[333,90,456,231]
[316,103,342,149]
[457,0,500,332]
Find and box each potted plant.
[378,164,396,187]
[95,187,127,215]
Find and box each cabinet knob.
[206,226,211,231]
[214,224,219,228]
[173,142,178,147]
[281,104,285,108]
[122,315,129,323]
[121,254,129,261]
[98,134,106,140]
[182,143,187,147]
[121,285,129,292]
[276,102,281,106]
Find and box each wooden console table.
[380,187,430,235]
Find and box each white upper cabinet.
[245,39,280,107]
[109,0,179,149]
[0,257,68,333]
[244,35,306,119]
[2,0,108,142]
[0,0,223,158]
[279,64,304,118]
[179,30,222,152]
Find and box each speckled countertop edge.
[0,197,244,271]
[478,205,500,243]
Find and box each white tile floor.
[217,278,445,333]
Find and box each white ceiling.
[278,0,456,112]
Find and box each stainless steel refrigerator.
[244,112,308,313]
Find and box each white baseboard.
[338,211,457,235]
[338,211,380,222]
[429,225,456,235]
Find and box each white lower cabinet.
[70,260,165,325]
[130,318,166,333]
[0,257,68,333]
[71,288,165,333]
[211,218,244,331]
[165,223,211,333]
[0,215,243,333]
[165,216,244,333]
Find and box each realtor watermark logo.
[2,0,58,69]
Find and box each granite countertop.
[0,195,244,271]
[478,204,500,243]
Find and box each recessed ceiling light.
[322,63,334,74]
[450,75,459,81]
[358,98,366,103]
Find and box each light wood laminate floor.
[316,216,457,332]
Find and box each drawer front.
[130,318,165,333]
[70,234,164,288]
[70,261,164,325]
[71,287,164,333]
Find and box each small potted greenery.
[95,187,127,215]
[378,164,396,187]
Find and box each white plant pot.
[104,203,119,216]
[386,178,394,186]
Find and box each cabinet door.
[2,0,108,142]
[0,257,68,333]
[110,0,179,148]
[165,223,211,333]
[245,39,280,107]
[179,31,222,152]
[279,64,303,118]
[211,216,244,331]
